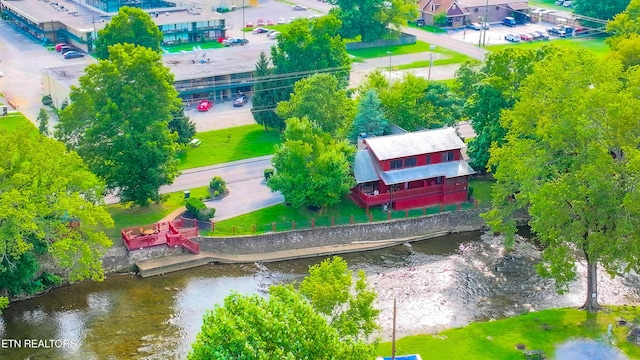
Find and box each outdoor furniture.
[523,350,545,360]
[143,229,156,235]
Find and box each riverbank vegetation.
[377,306,640,359]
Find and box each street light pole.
[428,44,436,80]
[387,51,391,82]
[242,0,245,40]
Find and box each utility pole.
[391,298,397,360]
[387,51,391,82]
[242,0,246,40]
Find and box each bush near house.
[185,197,216,221]
[209,176,227,198]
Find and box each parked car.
[267,30,278,37]
[505,34,520,42]
[277,17,285,24]
[252,27,269,34]
[222,37,249,46]
[268,31,281,40]
[267,18,275,25]
[256,18,266,26]
[60,46,75,54]
[197,100,213,112]
[519,33,533,41]
[63,51,85,59]
[416,18,426,26]
[529,32,541,40]
[503,16,516,27]
[574,27,588,35]
[466,22,482,30]
[288,17,295,23]
[55,43,68,52]
[533,31,550,40]
[292,4,307,10]
[233,94,248,107]
[245,21,253,28]
[547,27,561,36]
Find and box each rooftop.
[365,127,466,161]
[164,43,271,81]
[1,0,222,32]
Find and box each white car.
[288,17,295,23]
[268,31,281,40]
[277,17,285,24]
[505,34,521,42]
[292,5,307,10]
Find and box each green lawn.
[0,112,37,132]
[242,23,292,33]
[377,306,640,360]
[103,186,210,241]
[177,124,281,170]
[161,41,224,53]
[395,46,474,70]
[485,38,609,56]
[407,22,448,34]
[528,0,571,11]
[348,40,439,59]
[207,179,493,236]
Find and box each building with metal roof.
[351,127,475,210]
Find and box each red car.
[520,33,533,41]
[245,21,254,28]
[197,100,213,112]
[256,18,266,26]
[267,19,274,25]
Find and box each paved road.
[401,26,489,61]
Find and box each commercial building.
[0,0,226,52]
[417,0,530,27]
[351,128,475,210]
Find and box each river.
[2,230,640,359]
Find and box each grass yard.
[348,40,439,59]
[177,124,281,170]
[528,0,570,12]
[103,186,210,241]
[207,179,493,236]
[377,306,640,360]
[161,41,224,53]
[395,47,474,70]
[485,38,609,56]
[407,22,448,34]
[242,24,291,33]
[0,112,37,132]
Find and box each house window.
[442,151,455,162]
[474,8,478,12]
[455,17,460,21]
[496,6,499,10]
[435,177,443,184]
[404,157,417,167]
[390,159,403,169]
[426,154,431,164]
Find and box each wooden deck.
[121,219,200,254]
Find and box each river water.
[2,230,640,359]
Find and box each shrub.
[467,186,474,200]
[42,95,53,106]
[264,168,274,180]
[209,176,227,193]
[185,198,215,221]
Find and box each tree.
[37,108,49,136]
[607,34,640,69]
[252,52,285,131]
[349,89,389,142]
[0,128,113,297]
[268,117,355,209]
[457,46,555,172]
[433,12,448,27]
[483,48,640,312]
[333,0,417,41]
[573,0,630,25]
[55,44,180,206]
[606,0,640,44]
[276,73,355,137]
[422,82,463,128]
[93,6,163,59]
[169,105,196,145]
[189,256,378,359]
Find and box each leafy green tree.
[299,257,379,342]
[607,34,640,69]
[574,0,630,25]
[457,46,555,172]
[189,256,378,359]
[0,128,113,297]
[349,89,389,142]
[37,108,49,136]
[433,12,448,26]
[169,105,196,145]
[333,0,417,41]
[422,82,463,128]
[606,0,640,57]
[93,6,163,59]
[252,52,285,131]
[268,117,355,209]
[276,73,355,137]
[55,44,180,206]
[377,73,429,130]
[0,297,7,314]
[483,48,640,312]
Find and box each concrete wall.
[102,245,185,273]
[195,209,486,255]
[346,33,417,50]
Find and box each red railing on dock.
[122,220,199,254]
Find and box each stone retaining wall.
[102,245,185,273]
[194,209,486,255]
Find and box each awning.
[379,160,476,185]
[353,150,380,184]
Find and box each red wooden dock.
[121,219,200,254]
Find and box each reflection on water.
[1,231,640,359]
[555,339,629,360]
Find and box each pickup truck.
[222,38,249,46]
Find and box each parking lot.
[447,21,570,46]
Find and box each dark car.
[416,18,426,26]
[64,51,85,59]
[222,38,249,46]
[60,46,75,54]
[252,27,269,34]
[233,95,248,107]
